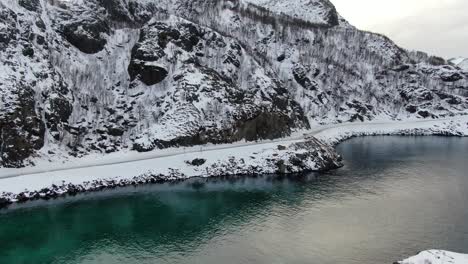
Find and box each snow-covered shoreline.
[1,116,467,208]
[313,116,468,146]
[397,250,468,264]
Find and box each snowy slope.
[241,0,341,26]
[450,57,468,72]
[398,250,468,264]
[0,0,467,167]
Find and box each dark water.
[1,136,468,264]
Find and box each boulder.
[441,72,463,82]
[128,62,168,86]
[61,18,110,54]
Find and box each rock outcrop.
[0,0,467,167]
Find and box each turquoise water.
[1,136,468,264]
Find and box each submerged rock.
[0,197,11,208]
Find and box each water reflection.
[0,136,467,264]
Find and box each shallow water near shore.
[1,136,468,264]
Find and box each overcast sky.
[332,0,468,59]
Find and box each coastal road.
[0,117,464,180]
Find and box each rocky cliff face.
[0,0,467,167]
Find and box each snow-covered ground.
[398,250,468,264]
[313,116,468,145]
[450,57,468,71]
[241,0,338,25]
[0,138,301,194]
[0,116,467,205]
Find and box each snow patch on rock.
[398,250,468,264]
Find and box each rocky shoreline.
[1,118,467,209]
[315,119,468,146]
[0,137,342,209]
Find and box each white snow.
[313,116,468,145]
[1,0,468,205]
[0,116,466,196]
[398,250,468,264]
[450,57,468,71]
[241,0,336,25]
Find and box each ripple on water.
[0,137,467,264]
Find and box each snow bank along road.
[0,116,466,181]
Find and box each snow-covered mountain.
[1,0,467,167]
[450,57,468,72]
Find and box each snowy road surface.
[0,117,466,181]
[0,116,466,195]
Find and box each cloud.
[332,0,468,58]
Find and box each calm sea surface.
[1,136,467,264]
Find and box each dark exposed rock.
[128,62,168,85]
[35,18,46,30]
[107,127,125,137]
[349,113,364,122]
[154,25,181,49]
[0,9,18,46]
[18,0,41,12]
[132,56,309,152]
[392,64,410,72]
[277,53,286,62]
[234,111,295,141]
[276,160,287,174]
[133,142,154,152]
[0,86,45,167]
[47,97,73,123]
[190,158,206,166]
[61,18,110,54]
[288,137,343,172]
[96,0,133,23]
[323,2,340,26]
[400,91,411,101]
[0,197,11,208]
[419,91,434,101]
[293,64,317,90]
[105,107,116,115]
[447,97,462,105]
[277,145,287,150]
[400,87,434,103]
[223,50,241,67]
[428,56,446,66]
[177,23,203,52]
[346,100,371,115]
[131,43,166,62]
[22,45,34,57]
[1,0,467,171]
[35,34,45,45]
[418,110,431,118]
[406,105,418,113]
[441,72,463,82]
[127,21,205,85]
